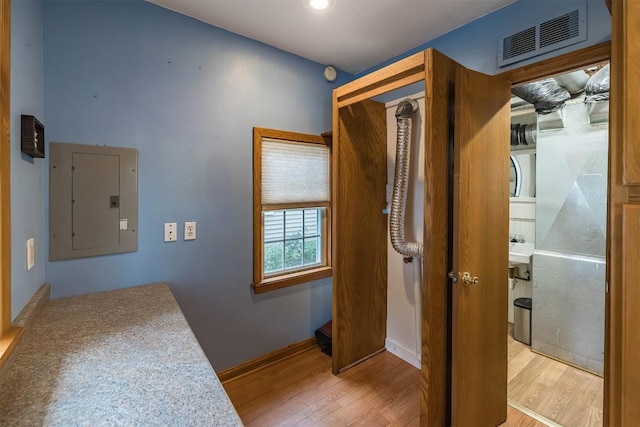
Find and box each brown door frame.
[607,0,639,423]
[331,40,619,425]
[0,0,24,371]
[332,49,510,425]
[331,50,428,376]
[495,42,610,85]
[497,40,617,426]
[331,49,458,425]
[0,0,11,336]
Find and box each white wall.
[509,198,535,322]
[384,92,425,369]
[508,106,537,323]
[509,197,536,243]
[384,91,536,355]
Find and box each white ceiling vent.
[498,2,587,68]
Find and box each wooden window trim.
[253,127,332,294]
[254,266,333,294]
[0,0,21,367]
[263,201,330,211]
[0,327,24,370]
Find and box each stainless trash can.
[513,297,532,345]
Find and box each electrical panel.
[49,142,138,261]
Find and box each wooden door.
[331,52,427,376]
[421,49,458,426]
[608,0,640,424]
[332,99,388,374]
[330,49,511,422]
[450,67,510,426]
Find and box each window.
[263,208,324,274]
[253,128,331,293]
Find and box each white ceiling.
[146,0,516,74]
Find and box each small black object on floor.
[315,320,332,356]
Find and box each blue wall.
[12,0,610,370]
[11,0,45,318]
[42,0,338,370]
[358,0,611,78]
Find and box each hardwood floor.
[508,325,604,427]
[223,346,542,426]
[223,348,420,426]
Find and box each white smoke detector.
[324,66,337,82]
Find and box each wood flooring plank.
[274,407,317,427]
[590,373,604,407]
[224,339,594,427]
[582,405,604,427]
[404,414,420,427]
[373,365,420,425]
[508,345,537,383]
[224,349,417,427]
[509,336,526,362]
[241,395,310,426]
[509,353,569,409]
[553,374,603,427]
[508,324,523,360]
[304,358,381,408]
[321,400,389,427]
[507,327,604,427]
[501,405,548,427]
[533,366,583,423]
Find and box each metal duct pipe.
[585,64,610,102]
[390,99,423,258]
[553,70,589,94]
[512,79,570,114]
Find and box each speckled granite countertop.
[0,283,242,426]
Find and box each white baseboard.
[385,338,421,369]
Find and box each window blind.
[261,138,330,204]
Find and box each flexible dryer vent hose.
[390,99,423,258]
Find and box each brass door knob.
[461,272,480,287]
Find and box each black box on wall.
[21,115,45,158]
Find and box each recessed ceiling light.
[305,0,335,11]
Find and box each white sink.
[509,241,534,265]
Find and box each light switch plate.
[26,238,35,270]
[184,221,196,240]
[164,223,177,242]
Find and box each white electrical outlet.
[184,221,196,240]
[164,223,177,242]
[26,238,35,271]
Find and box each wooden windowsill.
[0,327,24,371]
[253,266,332,294]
